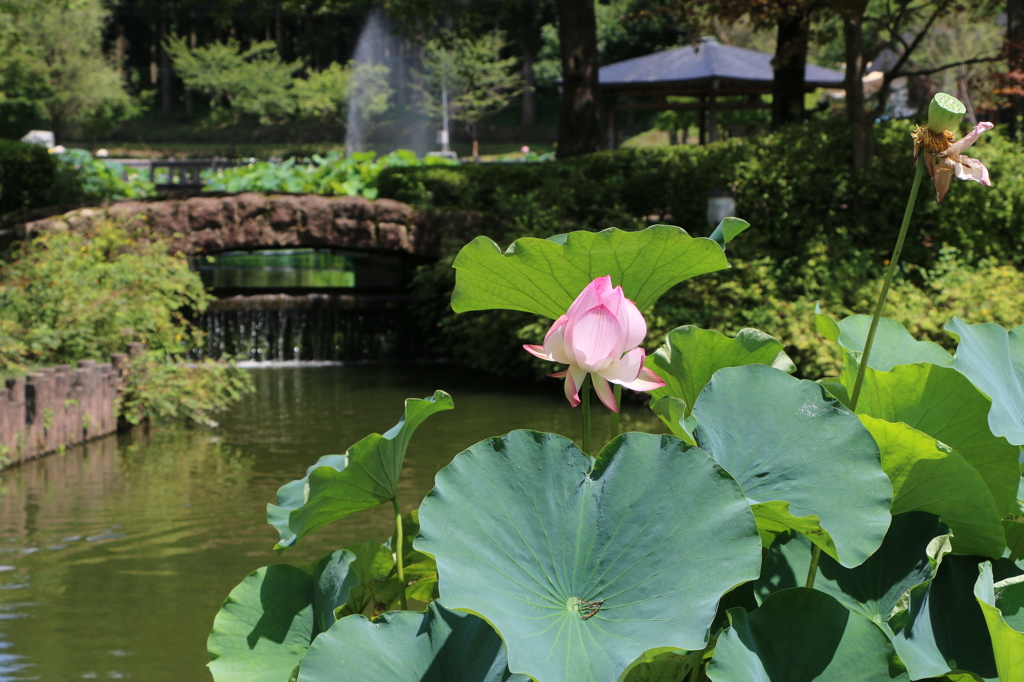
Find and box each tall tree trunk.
[556,0,602,158]
[840,1,872,168]
[159,0,173,115]
[522,43,537,126]
[771,7,810,129]
[1007,0,1024,140]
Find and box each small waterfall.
[345,8,430,156]
[197,294,423,364]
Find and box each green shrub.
[0,139,58,216]
[57,149,155,201]
[0,219,251,422]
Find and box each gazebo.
[599,37,846,147]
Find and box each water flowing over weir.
[197,294,424,363]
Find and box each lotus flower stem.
[610,385,622,436]
[392,497,408,610]
[805,545,821,589]
[810,151,926,592]
[581,375,592,455]
[848,159,925,412]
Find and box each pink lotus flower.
[524,275,665,412]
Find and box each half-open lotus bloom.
[913,121,994,203]
[524,275,665,412]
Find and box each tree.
[418,30,522,157]
[0,0,138,140]
[292,61,393,126]
[555,0,603,158]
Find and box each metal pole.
[442,72,451,153]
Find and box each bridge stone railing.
[14,194,480,259]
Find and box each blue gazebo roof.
[599,37,845,95]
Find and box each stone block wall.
[0,344,141,466]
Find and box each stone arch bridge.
[13,193,475,260]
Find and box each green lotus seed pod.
[927,93,966,133]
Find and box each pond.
[0,364,663,681]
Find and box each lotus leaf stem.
[806,545,821,589]
[392,497,408,610]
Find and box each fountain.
[345,8,431,157]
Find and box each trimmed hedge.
[395,119,1024,381]
[381,119,1024,272]
[0,140,59,217]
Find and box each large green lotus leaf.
[450,225,730,318]
[859,416,1006,558]
[297,601,527,682]
[415,430,762,682]
[707,588,908,681]
[842,362,1019,518]
[268,391,454,551]
[946,318,1024,447]
[709,217,750,250]
[815,307,953,371]
[975,562,1024,681]
[333,541,395,618]
[648,396,697,444]
[891,554,998,681]
[692,364,892,568]
[1006,520,1024,562]
[647,326,795,424]
[622,651,700,682]
[208,551,356,682]
[755,513,947,633]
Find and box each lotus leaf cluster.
[208,219,1024,682]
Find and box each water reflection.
[0,364,663,681]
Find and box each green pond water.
[0,364,663,681]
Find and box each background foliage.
[0,220,250,423]
[393,118,1024,381]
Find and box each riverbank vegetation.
[0,220,251,424]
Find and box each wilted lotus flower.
[912,93,993,203]
[524,275,665,412]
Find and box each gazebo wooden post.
[708,78,720,142]
[608,94,619,150]
[698,95,707,145]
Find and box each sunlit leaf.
[975,562,1024,681]
[268,391,453,551]
[815,307,953,371]
[207,551,356,682]
[451,225,731,318]
[416,430,762,682]
[708,588,908,681]
[709,217,750,250]
[297,602,526,682]
[692,365,892,567]
[946,318,1024,447]
[842,362,1019,519]
[858,416,1006,557]
[647,326,794,427]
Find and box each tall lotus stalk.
[807,93,995,590]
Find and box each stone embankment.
[13,194,488,259]
[0,343,142,467]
